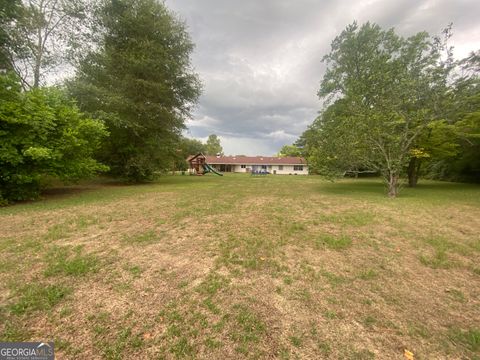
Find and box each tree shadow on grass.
[318,179,387,198]
[0,175,217,213]
[317,178,480,203]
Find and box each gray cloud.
[168,0,480,155]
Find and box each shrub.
[0,73,109,203]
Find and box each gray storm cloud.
[168,0,480,155]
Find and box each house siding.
[273,165,308,175]
[214,164,308,175]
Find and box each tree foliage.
[277,144,302,157]
[204,134,223,156]
[181,137,206,156]
[0,73,108,203]
[426,51,480,182]
[6,0,89,89]
[173,137,206,171]
[70,0,201,182]
[0,0,23,71]
[308,22,453,196]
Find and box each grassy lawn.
[0,174,479,359]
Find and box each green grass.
[0,175,479,359]
[419,249,452,269]
[289,335,303,348]
[323,310,337,319]
[408,323,431,339]
[317,210,375,226]
[362,315,377,328]
[126,265,143,278]
[99,327,144,360]
[315,233,352,250]
[449,328,480,352]
[0,321,31,341]
[320,269,346,287]
[88,311,144,360]
[358,268,378,280]
[230,304,267,355]
[122,230,158,244]
[196,272,230,296]
[44,223,70,241]
[8,283,71,315]
[44,246,99,277]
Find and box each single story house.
[188,154,308,175]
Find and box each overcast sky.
[166,0,480,156]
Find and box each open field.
[0,175,479,359]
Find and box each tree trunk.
[34,27,43,89]
[407,158,417,187]
[387,171,400,198]
[407,158,422,187]
[33,60,41,88]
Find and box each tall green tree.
[426,51,480,182]
[0,0,23,71]
[181,137,206,156]
[204,134,223,156]
[299,98,373,177]
[7,0,89,89]
[315,22,451,197]
[451,51,480,182]
[70,0,201,181]
[277,144,302,157]
[0,73,108,203]
[173,137,206,171]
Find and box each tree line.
[173,134,224,171]
[1,0,204,204]
[2,5,478,203]
[282,22,479,197]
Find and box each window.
[241,165,246,168]
[261,165,267,170]
[293,165,303,171]
[278,165,283,170]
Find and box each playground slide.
[204,163,223,176]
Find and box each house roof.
[197,155,307,165]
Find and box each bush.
[0,73,109,203]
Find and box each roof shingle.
[202,155,307,165]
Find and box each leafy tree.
[299,99,373,177]
[204,134,223,156]
[7,0,89,89]
[403,50,480,185]
[173,137,206,171]
[277,144,302,157]
[424,51,480,182]
[181,137,206,156]
[0,73,108,203]
[315,22,451,197]
[0,0,23,71]
[451,52,480,182]
[69,0,201,181]
[405,120,459,186]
